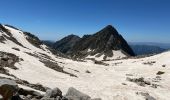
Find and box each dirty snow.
[86,50,126,61]
[106,50,126,60]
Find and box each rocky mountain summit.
[52,25,135,60]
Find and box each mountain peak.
[105,25,114,29]
[103,25,116,31]
[98,25,119,36]
[70,25,135,59]
[51,25,135,60]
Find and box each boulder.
[18,88,43,99]
[44,88,62,98]
[91,98,102,100]
[0,78,18,100]
[65,87,91,100]
[140,92,156,100]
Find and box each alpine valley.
[0,24,170,100]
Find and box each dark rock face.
[52,25,135,59]
[53,34,80,54]
[71,25,135,58]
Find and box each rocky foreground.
[0,78,101,100]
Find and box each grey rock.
[126,77,151,87]
[137,92,156,100]
[144,81,151,85]
[145,96,156,100]
[0,78,18,100]
[65,87,91,100]
[0,51,19,72]
[151,84,159,88]
[0,78,17,86]
[91,98,102,100]
[44,88,62,98]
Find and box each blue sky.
[0,0,170,43]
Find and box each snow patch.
[106,50,126,60]
[86,50,126,61]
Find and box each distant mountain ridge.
[50,25,135,60]
[130,45,166,55]
[129,42,170,49]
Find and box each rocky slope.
[0,24,170,100]
[53,34,80,54]
[0,24,98,100]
